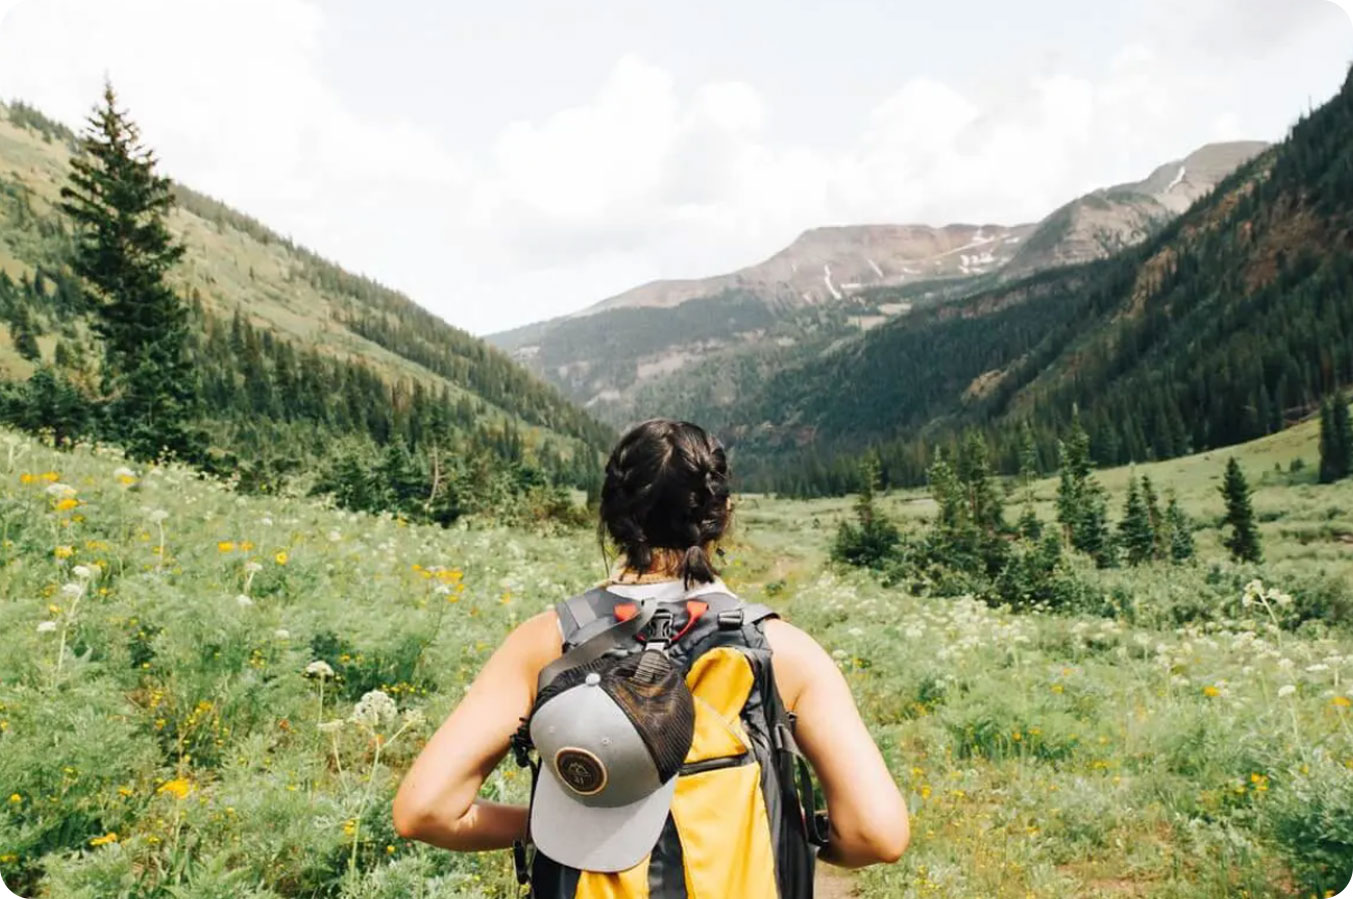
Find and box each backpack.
[511,586,829,898]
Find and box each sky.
[0,1,1351,336]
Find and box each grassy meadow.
[1,418,1352,898]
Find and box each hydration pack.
[511,586,829,898]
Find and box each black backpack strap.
[536,597,656,693]
[709,600,779,631]
[555,587,614,649]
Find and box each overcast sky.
[1,1,1351,335]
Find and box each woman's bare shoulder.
[762,617,834,709]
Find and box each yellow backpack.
[512,587,828,899]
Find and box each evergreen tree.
[1319,398,1339,483]
[1321,391,1352,483]
[1118,475,1156,565]
[1056,411,1112,566]
[1219,457,1262,563]
[1141,474,1166,560]
[1017,421,1042,539]
[831,456,900,568]
[58,82,202,462]
[1165,492,1195,562]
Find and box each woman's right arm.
[764,619,909,868]
[392,610,561,850]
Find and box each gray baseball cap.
[528,650,695,872]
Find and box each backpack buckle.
[717,609,745,630]
[645,607,676,643]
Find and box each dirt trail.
[815,866,856,899]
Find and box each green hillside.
[700,68,1353,494]
[0,100,610,500]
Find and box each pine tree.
[1140,474,1166,560]
[1165,492,1195,562]
[59,82,202,462]
[1118,475,1156,565]
[1017,421,1042,540]
[1056,410,1112,566]
[1319,397,1340,483]
[1322,390,1353,483]
[1219,457,1262,563]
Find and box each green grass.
[1,423,1351,897]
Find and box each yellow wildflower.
[19,473,34,485]
[157,778,193,800]
[53,497,79,512]
[1333,696,1351,709]
[1203,685,1220,698]
[40,471,58,483]
[7,793,20,804]
[117,786,133,797]
[53,545,74,559]
[274,551,288,565]
[89,832,118,847]
[217,541,236,553]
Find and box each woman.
[394,419,908,892]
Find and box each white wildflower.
[327,530,342,542]
[1271,591,1294,608]
[1277,684,1297,698]
[1306,664,1330,674]
[244,561,263,575]
[831,648,848,661]
[37,621,57,634]
[1277,658,1295,671]
[260,517,273,527]
[351,690,398,728]
[403,708,426,728]
[148,509,169,524]
[318,719,346,734]
[305,660,335,678]
[274,628,291,640]
[72,565,93,581]
[235,594,254,608]
[59,583,83,600]
[848,627,864,638]
[45,483,76,498]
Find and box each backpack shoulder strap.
[554,586,614,649]
[538,591,656,693]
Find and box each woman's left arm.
[392,610,561,850]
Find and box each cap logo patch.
[554,747,608,796]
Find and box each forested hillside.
[727,68,1353,495]
[0,99,610,511]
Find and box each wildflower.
[157,778,193,800]
[44,483,76,498]
[274,551,288,565]
[89,832,118,847]
[217,541,236,553]
[72,565,93,581]
[1334,696,1352,709]
[53,497,79,513]
[318,719,346,734]
[403,708,426,728]
[235,594,254,608]
[274,628,291,640]
[1203,685,1221,698]
[19,473,34,485]
[1277,658,1295,671]
[1278,684,1297,698]
[8,794,20,804]
[53,545,74,559]
[1306,664,1330,674]
[36,621,56,634]
[351,690,398,728]
[40,471,58,483]
[113,467,137,486]
[305,660,335,678]
[327,530,342,542]
[148,509,168,524]
[59,583,83,600]
[244,561,263,575]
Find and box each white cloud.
[0,1,1347,335]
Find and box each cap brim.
[530,771,677,873]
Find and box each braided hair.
[599,419,731,587]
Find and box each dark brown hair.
[598,419,731,586]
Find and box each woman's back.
[393,420,908,896]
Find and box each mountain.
[0,100,610,495]
[490,141,1265,422]
[1002,141,1269,278]
[717,71,1353,494]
